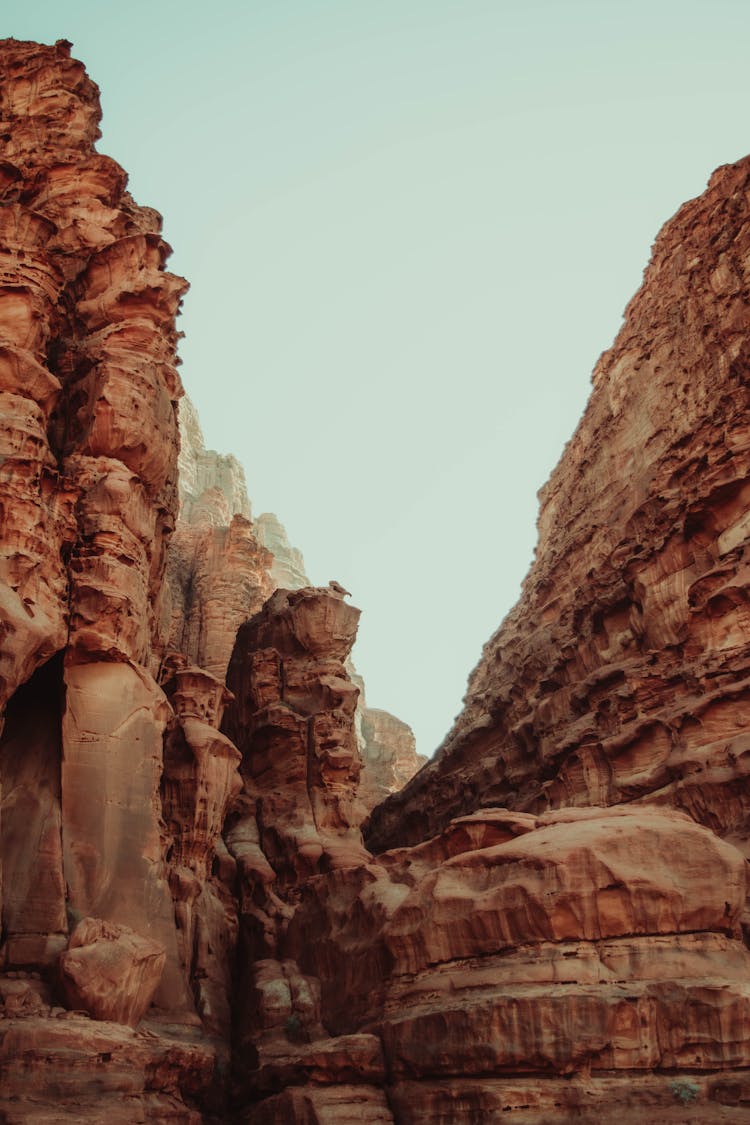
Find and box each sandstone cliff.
[167,393,274,681]
[169,394,423,806]
[0,38,230,1119]
[366,154,750,862]
[4,36,750,1125]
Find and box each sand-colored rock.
[160,660,241,1034]
[167,395,274,680]
[255,512,309,591]
[242,1084,394,1124]
[358,707,427,814]
[58,917,166,1027]
[0,1013,216,1122]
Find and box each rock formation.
[0,37,227,1119]
[5,34,750,1125]
[167,393,274,681]
[358,707,428,813]
[366,154,750,858]
[255,512,308,592]
[224,150,750,1119]
[168,395,422,804]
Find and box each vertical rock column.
[223,586,369,885]
[161,660,242,1033]
[60,234,189,1008]
[0,41,191,1010]
[0,41,100,969]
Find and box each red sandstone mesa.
[4,34,750,1125]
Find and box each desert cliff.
[1,36,750,1125]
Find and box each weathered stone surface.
[58,917,166,1027]
[167,395,274,680]
[61,660,187,1009]
[0,1013,215,1122]
[0,654,67,969]
[255,511,309,591]
[160,660,241,1034]
[388,1075,750,1123]
[168,514,274,680]
[9,34,750,1125]
[241,1084,394,1124]
[366,154,750,857]
[223,586,369,884]
[250,1032,386,1094]
[177,393,251,523]
[0,36,222,1119]
[358,707,427,815]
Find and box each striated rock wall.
[0,38,234,1119]
[167,394,274,681]
[367,155,750,859]
[8,35,750,1125]
[219,586,750,1123]
[255,511,308,591]
[0,39,188,1002]
[358,707,428,813]
[169,398,423,804]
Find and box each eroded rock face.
[8,34,750,1125]
[366,154,750,857]
[358,707,427,815]
[255,512,309,592]
[229,160,750,1119]
[0,37,226,1119]
[223,585,369,884]
[167,395,274,681]
[58,917,166,1028]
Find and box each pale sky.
[7,1,750,755]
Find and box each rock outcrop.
[167,394,274,681]
[358,707,428,813]
[58,917,166,1028]
[366,155,750,860]
[0,37,230,1119]
[169,395,422,803]
[7,34,750,1125]
[255,512,309,592]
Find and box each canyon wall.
[168,398,423,808]
[3,36,750,1125]
[366,155,750,861]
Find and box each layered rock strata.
[6,35,750,1125]
[0,37,232,1118]
[169,397,422,801]
[367,154,750,858]
[167,394,274,681]
[0,37,188,996]
[219,589,750,1123]
[358,707,428,813]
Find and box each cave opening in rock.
[0,652,68,966]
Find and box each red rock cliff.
[366,155,750,860]
[0,39,230,1120]
[5,37,750,1125]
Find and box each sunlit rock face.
[255,511,309,591]
[223,585,369,884]
[366,155,750,859]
